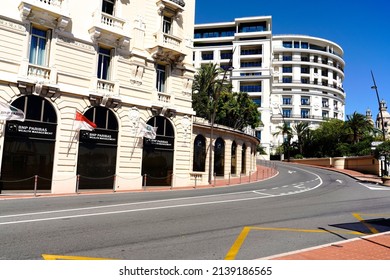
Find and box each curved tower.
[271,35,346,151]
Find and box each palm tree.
[292,122,310,155]
[345,112,374,144]
[273,122,293,160]
[192,63,225,120]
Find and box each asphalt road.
[1,162,390,260]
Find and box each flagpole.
[67,110,79,156]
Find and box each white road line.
[0,165,324,226]
[359,182,390,191]
[252,191,274,196]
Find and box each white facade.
[0,0,260,194]
[193,17,346,156]
[0,0,197,193]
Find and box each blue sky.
[195,0,390,119]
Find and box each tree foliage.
[283,113,376,158]
[215,91,261,130]
[192,64,260,130]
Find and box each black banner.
[79,129,118,145]
[6,121,56,140]
[144,136,174,150]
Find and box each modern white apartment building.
[194,16,273,153]
[271,35,345,151]
[0,0,259,194]
[193,17,346,156]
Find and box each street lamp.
[371,70,387,177]
[371,70,386,141]
[208,50,235,184]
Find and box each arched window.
[12,95,57,123]
[84,106,118,130]
[1,96,57,191]
[193,134,206,172]
[241,143,247,174]
[214,137,225,176]
[142,116,175,186]
[231,141,237,175]
[77,107,118,189]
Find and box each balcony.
[27,64,56,83]
[158,92,171,103]
[89,78,121,108]
[149,32,185,65]
[19,0,71,30]
[157,0,185,14]
[89,10,130,49]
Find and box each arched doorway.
[231,141,237,175]
[1,95,57,191]
[193,134,206,172]
[76,107,118,189]
[141,116,175,186]
[241,143,247,174]
[214,137,225,176]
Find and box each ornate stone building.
[0,0,259,194]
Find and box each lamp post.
[371,70,387,177]
[371,70,386,141]
[208,51,235,184]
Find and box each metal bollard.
[34,175,38,197]
[143,174,147,189]
[76,174,80,194]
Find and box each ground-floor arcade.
[0,84,260,194]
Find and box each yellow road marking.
[42,254,115,260]
[249,226,365,236]
[224,226,364,260]
[225,226,251,260]
[356,213,390,217]
[352,213,379,234]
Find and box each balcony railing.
[92,10,126,32]
[28,64,51,80]
[158,92,171,103]
[274,80,345,93]
[97,79,116,93]
[100,12,126,30]
[274,114,329,121]
[154,31,182,52]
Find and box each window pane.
[26,96,43,121]
[156,64,166,92]
[193,135,206,172]
[98,48,111,80]
[163,16,172,34]
[29,28,47,66]
[102,0,114,14]
[29,36,38,64]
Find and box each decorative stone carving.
[129,64,144,85]
[182,78,192,96]
[181,115,191,147]
[129,107,140,136]
[19,3,32,20]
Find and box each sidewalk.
[0,164,278,200]
[265,231,390,260]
